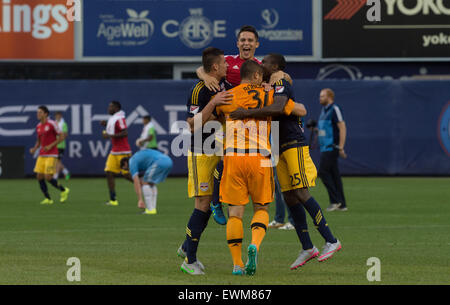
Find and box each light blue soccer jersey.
[129,149,173,184]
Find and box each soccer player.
[54,111,70,180]
[197,25,261,89]
[230,54,342,269]
[101,101,132,206]
[198,25,291,90]
[178,47,233,275]
[29,106,69,204]
[196,25,291,225]
[136,115,158,151]
[119,150,173,215]
[215,60,297,276]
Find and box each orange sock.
[227,216,244,267]
[250,209,269,252]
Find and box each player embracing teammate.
[179,25,342,276]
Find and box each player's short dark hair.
[202,47,224,73]
[143,115,151,121]
[120,157,129,169]
[240,60,263,80]
[111,100,121,110]
[238,25,259,41]
[38,105,49,115]
[267,53,286,71]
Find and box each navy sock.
[288,203,314,250]
[202,209,212,231]
[49,179,65,191]
[182,209,211,253]
[38,179,50,199]
[109,190,116,201]
[185,208,210,264]
[212,160,223,205]
[302,197,337,244]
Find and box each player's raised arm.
[290,102,307,117]
[230,94,288,120]
[187,90,232,132]
[270,70,293,85]
[196,66,220,92]
[187,48,233,132]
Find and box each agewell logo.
[96,8,154,46]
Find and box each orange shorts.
[219,154,274,206]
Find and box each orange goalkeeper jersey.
[215,83,295,156]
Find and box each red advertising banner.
[0,0,75,60]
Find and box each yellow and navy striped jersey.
[186,79,233,153]
[273,79,307,153]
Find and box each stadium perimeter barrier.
[0,79,449,178]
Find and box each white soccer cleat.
[181,260,205,275]
[290,247,320,270]
[326,203,341,212]
[177,245,205,271]
[268,220,285,229]
[318,240,342,262]
[279,222,295,230]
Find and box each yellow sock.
[250,209,269,252]
[227,216,244,267]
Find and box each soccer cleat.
[290,247,319,270]
[176,245,205,271]
[181,260,205,275]
[211,202,227,225]
[245,244,258,276]
[268,220,285,229]
[105,200,119,206]
[60,187,70,203]
[337,206,348,212]
[279,222,295,230]
[40,198,54,205]
[232,265,246,276]
[326,203,342,212]
[141,208,157,215]
[318,240,342,262]
[177,245,187,259]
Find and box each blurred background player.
[53,111,70,181]
[29,106,70,205]
[178,47,233,275]
[230,54,342,269]
[318,89,348,212]
[120,149,173,215]
[136,115,158,151]
[100,101,133,206]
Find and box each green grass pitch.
[0,177,449,285]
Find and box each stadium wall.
[0,80,449,177]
